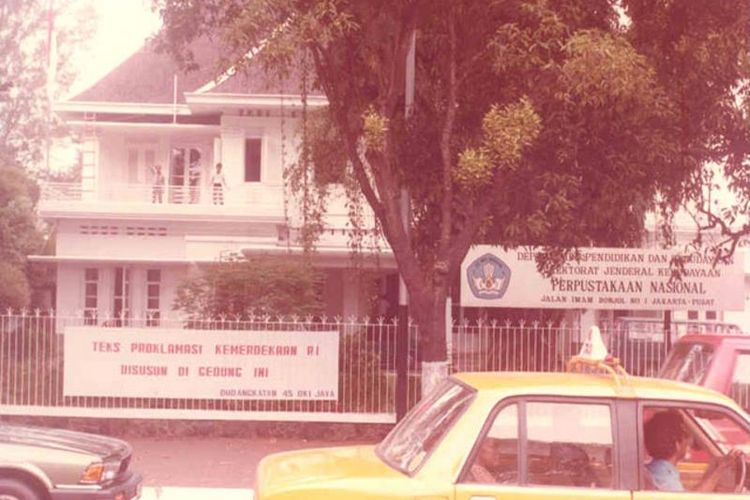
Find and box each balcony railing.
[41,182,257,206]
[37,183,385,241]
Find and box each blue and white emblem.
[466,253,511,300]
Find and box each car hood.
[257,445,402,496]
[0,423,131,459]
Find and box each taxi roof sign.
[577,326,608,361]
[567,325,629,385]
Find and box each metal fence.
[0,312,721,423]
[0,312,414,423]
[450,319,674,377]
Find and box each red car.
[660,334,750,452]
[660,334,750,413]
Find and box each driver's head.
[644,410,689,461]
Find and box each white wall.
[219,115,286,209]
[56,220,188,260]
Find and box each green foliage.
[362,106,389,153]
[623,0,750,259]
[455,98,541,191]
[0,166,44,310]
[0,262,31,310]
[173,255,324,319]
[306,108,348,186]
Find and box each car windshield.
[688,407,750,455]
[376,378,474,475]
[660,342,715,384]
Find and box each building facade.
[36,39,397,323]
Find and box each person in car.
[644,410,739,492]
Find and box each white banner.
[63,327,339,400]
[461,246,745,311]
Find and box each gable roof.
[71,36,321,105]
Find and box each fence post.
[395,317,409,420]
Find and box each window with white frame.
[113,267,131,326]
[146,269,161,326]
[83,268,99,325]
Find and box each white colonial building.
[35,39,398,323]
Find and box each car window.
[660,342,715,384]
[642,404,750,493]
[465,403,519,484]
[729,352,750,411]
[376,378,474,475]
[526,402,615,488]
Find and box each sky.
[51,0,160,168]
[65,0,161,97]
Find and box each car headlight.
[80,460,120,484]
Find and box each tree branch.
[447,170,511,272]
[380,1,420,118]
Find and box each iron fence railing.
[1,311,738,422]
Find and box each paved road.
[128,436,373,497]
[140,487,254,500]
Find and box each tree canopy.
[154,0,750,364]
[0,166,43,310]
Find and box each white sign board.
[64,327,339,400]
[461,246,745,311]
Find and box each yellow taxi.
[255,329,750,500]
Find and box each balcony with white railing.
[39,182,286,221]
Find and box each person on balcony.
[211,162,228,205]
[188,157,202,203]
[151,164,165,203]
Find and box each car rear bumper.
[50,472,143,500]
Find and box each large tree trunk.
[409,282,450,396]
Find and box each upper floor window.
[245,138,261,182]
